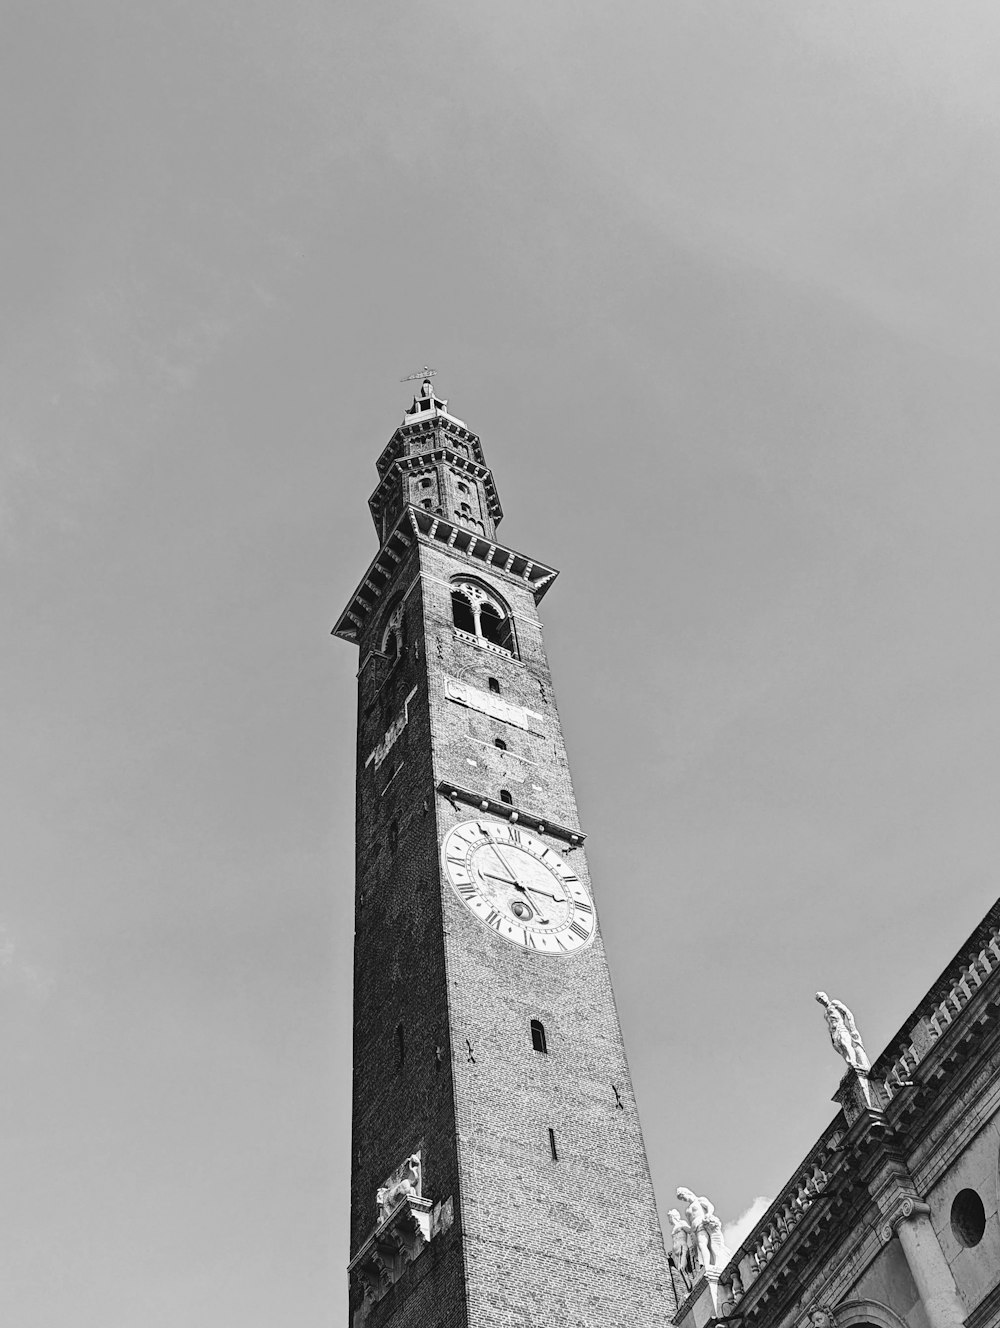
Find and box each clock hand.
[479,870,566,904]
[519,882,567,904]
[491,844,565,903]
[485,846,518,884]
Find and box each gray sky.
[3,2,1000,1323]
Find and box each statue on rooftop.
[665,1209,695,1290]
[815,992,871,1072]
[676,1187,729,1271]
[420,377,434,398]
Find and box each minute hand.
[481,872,566,903]
[490,846,566,903]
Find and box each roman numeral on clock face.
[485,909,503,930]
[574,899,593,914]
[569,919,590,940]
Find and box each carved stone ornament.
[804,1305,837,1328]
[376,1152,422,1222]
[349,1152,454,1327]
[880,1196,931,1244]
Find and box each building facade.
[673,901,1000,1328]
[334,382,674,1328]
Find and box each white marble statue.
[815,992,871,1072]
[376,1153,422,1223]
[665,1208,695,1290]
[676,1187,730,1271]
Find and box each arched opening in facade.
[451,590,476,636]
[450,579,515,655]
[381,606,405,664]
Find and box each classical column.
[884,1201,965,1328]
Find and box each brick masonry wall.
[420,542,674,1328]
[347,528,673,1328]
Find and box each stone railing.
[873,909,1000,1104]
[723,1121,845,1309]
[720,902,1000,1314]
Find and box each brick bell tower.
[334,378,673,1328]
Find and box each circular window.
[950,1189,986,1247]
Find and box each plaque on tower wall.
[444,677,545,735]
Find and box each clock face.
[442,819,596,954]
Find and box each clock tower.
[335,381,674,1328]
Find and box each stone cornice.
[332,507,559,645]
[368,446,503,524]
[332,517,416,644]
[407,508,558,595]
[376,414,487,478]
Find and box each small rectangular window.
[548,1128,558,1161]
[530,1019,547,1054]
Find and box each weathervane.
[400,366,437,385]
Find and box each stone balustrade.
[720,905,1000,1314]
[723,1123,844,1309]
[874,916,1000,1104]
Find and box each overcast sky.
[3,2,1000,1324]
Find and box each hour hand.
[517,883,567,904]
[481,869,518,885]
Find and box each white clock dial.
[443,819,595,954]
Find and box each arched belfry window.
[381,604,405,664]
[451,590,476,636]
[450,580,515,655]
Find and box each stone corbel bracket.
[349,1194,454,1326]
